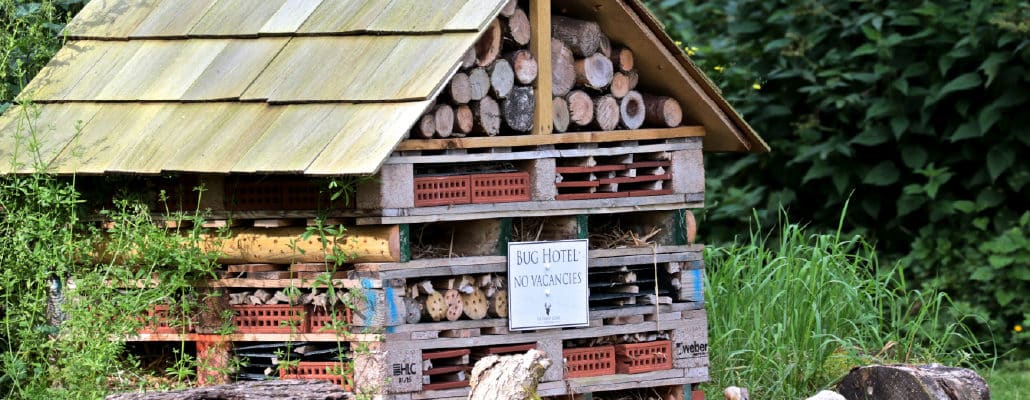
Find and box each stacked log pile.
[550,15,682,133]
[413,1,538,138]
[406,274,507,323]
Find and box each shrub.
[645,0,1030,357]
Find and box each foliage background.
[644,0,1029,358]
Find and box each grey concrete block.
[671,149,704,194]
[358,164,414,209]
[522,158,557,201]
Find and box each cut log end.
[552,96,570,133]
[433,104,455,138]
[489,59,515,99]
[575,53,614,90]
[502,86,535,132]
[414,113,435,139]
[505,50,538,85]
[472,96,501,136]
[448,72,472,104]
[550,38,576,97]
[619,91,644,130]
[504,8,531,47]
[455,105,474,135]
[592,95,620,131]
[475,20,502,67]
[468,68,491,101]
[566,90,594,127]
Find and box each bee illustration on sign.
[544,302,551,315]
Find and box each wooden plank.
[181,38,290,100]
[52,103,177,174]
[535,369,708,396]
[259,0,324,34]
[360,199,704,225]
[590,245,704,258]
[305,101,433,175]
[395,126,703,150]
[0,104,103,174]
[17,41,115,101]
[161,104,284,173]
[385,139,701,165]
[357,256,507,272]
[198,278,377,289]
[530,0,552,135]
[297,0,392,34]
[366,0,467,32]
[228,104,340,173]
[444,0,508,31]
[128,0,217,37]
[62,41,144,100]
[377,194,694,217]
[95,39,228,101]
[63,0,159,39]
[188,0,286,36]
[108,103,233,173]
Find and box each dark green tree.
[644,0,1029,357]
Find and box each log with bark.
[502,86,535,132]
[468,350,552,400]
[836,364,990,400]
[609,45,635,72]
[462,287,489,320]
[551,15,604,57]
[642,94,683,127]
[105,380,348,400]
[498,0,518,18]
[421,291,447,322]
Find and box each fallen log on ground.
[836,364,990,400]
[468,349,552,400]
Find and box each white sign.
[507,239,589,330]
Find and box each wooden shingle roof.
[0,0,765,176]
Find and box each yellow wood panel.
[95,40,228,101]
[366,0,465,32]
[0,104,102,173]
[106,103,233,173]
[130,0,217,37]
[48,104,176,174]
[181,38,289,101]
[63,41,144,100]
[530,0,553,134]
[297,0,391,34]
[306,101,431,175]
[381,34,478,100]
[62,0,159,39]
[189,0,286,36]
[17,41,115,101]
[162,105,286,173]
[230,104,342,173]
[255,36,401,102]
[260,0,324,34]
[444,0,508,31]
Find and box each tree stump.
[468,350,552,400]
[836,364,990,400]
[105,380,348,400]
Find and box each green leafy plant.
[704,211,988,398]
[645,0,1030,357]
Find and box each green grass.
[701,212,989,398]
[986,361,1030,400]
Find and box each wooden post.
[529,0,552,135]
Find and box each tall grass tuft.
[703,211,989,398]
